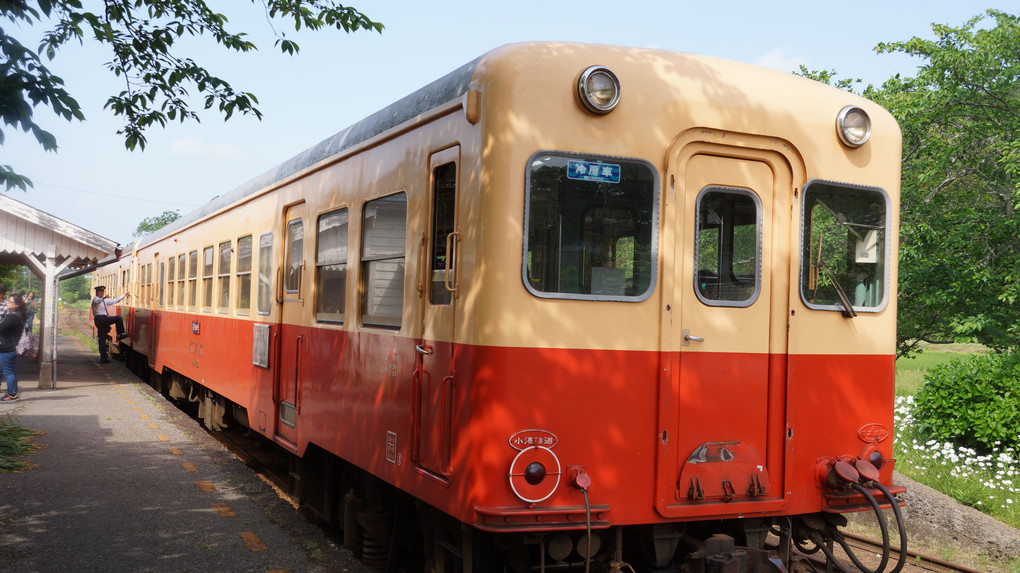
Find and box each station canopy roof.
[0,193,119,269]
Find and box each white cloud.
[755,47,807,75]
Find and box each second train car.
[93,42,905,572]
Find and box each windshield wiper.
[822,267,857,319]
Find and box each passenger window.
[695,188,761,306]
[285,219,303,293]
[257,233,273,315]
[177,253,186,307]
[316,209,349,323]
[202,246,214,309]
[188,251,198,308]
[217,240,231,312]
[524,152,657,300]
[158,261,165,307]
[145,263,152,307]
[236,235,252,313]
[801,181,889,312]
[361,193,407,329]
[167,256,176,309]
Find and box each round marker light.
[577,66,621,115]
[509,446,562,503]
[868,449,886,470]
[836,105,872,148]
[524,462,547,485]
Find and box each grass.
[894,344,1020,530]
[0,412,41,472]
[66,327,99,353]
[895,343,986,395]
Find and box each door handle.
[416,343,434,356]
[444,231,460,293]
[683,329,704,346]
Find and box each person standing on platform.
[91,286,130,364]
[0,294,27,400]
[23,291,36,334]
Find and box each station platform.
[0,334,362,572]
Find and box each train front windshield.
[801,181,891,312]
[524,152,658,301]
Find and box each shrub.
[914,350,1020,452]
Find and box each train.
[91,42,906,572]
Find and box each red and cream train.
[93,43,905,572]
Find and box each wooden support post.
[25,249,73,389]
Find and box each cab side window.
[430,163,456,305]
[285,220,303,294]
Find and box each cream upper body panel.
[112,43,900,358]
[459,43,900,355]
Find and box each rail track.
[61,308,96,340]
[208,425,295,502]
[792,531,986,573]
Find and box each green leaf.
[2,0,382,179]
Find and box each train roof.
[135,54,483,249]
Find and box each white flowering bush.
[895,395,1020,527]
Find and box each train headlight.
[836,105,872,148]
[577,66,621,115]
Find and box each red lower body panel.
[131,311,895,528]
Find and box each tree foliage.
[59,273,90,302]
[133,209,180,237]
[0,0,382,191]
[797,10,1020,356]
[0,266,21,291]
[870,10,1020,355]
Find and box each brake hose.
[582,489,592,573]
[801,480,907,573]
[809,484,891,573]
[840,483,891,573]
[871,481,908,573]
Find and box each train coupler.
[683,534,786,573]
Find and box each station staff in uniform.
[91,286,130,363]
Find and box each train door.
[413,146,460,479]
[276,202,307,447]
[149,257,164,369]
[656,145,790,517]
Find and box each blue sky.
[4,1,1015,245]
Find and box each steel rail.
[794,531,987,573]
